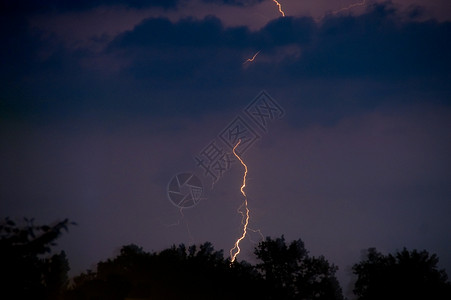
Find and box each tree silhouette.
[68,237,346,300]
[0,217,73,299]
[254,236,344,300]
[353,247,451,300]
[68,242,265,300]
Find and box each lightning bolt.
[230,139,251,263]
[317,0,368,22]
[331,0,367,15]
[165,207,194,244]
[243,50,261,64]
[272,0,285,17]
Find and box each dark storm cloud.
[110,14,316,52]
[107,15,316,88]
[111,3,451,79]
[0,13,90,121]
[201,0,264,6]
[108,16,253,92]
[1,3,450,121]
[293,4,451,79]
[0,15,36,79]
[254,16,316,47]
[111,16,242,47]
[0,0,178,14]
[108,3,450,97]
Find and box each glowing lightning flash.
[230,139,251,263]
[272,0,285,17]
[243,50,261,64]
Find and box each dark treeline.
[1,218,450,300]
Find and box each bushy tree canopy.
[0,218,72,300]
[68,242,264,300]
[353,247,451,300]
[68,236,344,300]
[255,236,344,300]
[6,217,450,300]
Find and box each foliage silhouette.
[67,242,265,300]
[254,235,344,300]
[0,217,73,299]
[353,247,451,300]
[68,236,344,300]
[3,214,451,300]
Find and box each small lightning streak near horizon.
[165,207,195,244]
[331,0,367,15]
[243,50,261,64]
[230,139,251,263]
[315,0,368,22]
[272,0,285,17]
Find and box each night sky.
[1,0,450,296]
